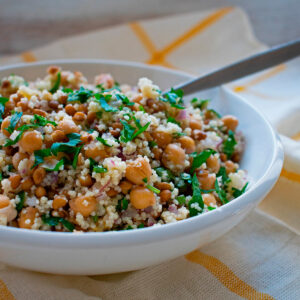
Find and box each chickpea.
[77,104,88,113]
[52,196,67,210]
[206,154,220,174]
[153,147,163,160]
[21,177,34,191]
[111,122,123,130]
[33,167,46,185]
[5,99,15,111]
[192,129,207,141]
[51,129,66,142]
[202,193,217,206]
[18,207,38,229]
[16,101,28,111]
[178,136,196,154]
[69,196,97,217]
[57,119,79,135]
[79,174,93,187]
[220,153,227,162]
[222,115,238,132]
[94,73,114,89]
[0,195,10,209]
[107,189,118,197]
[12,152,29,169]
[87,112,96,124]
[47,65,60,75]
[19,130,43,153]
[120,180,133,194]
[65,104,76,116]
[130,187,156,209]
[49,100,59,109]
[85,146,107,160]
[154,182,171,190]
[9,174,22,189]
[1,116,12,137]
[152,131,172,148]
[125,157,152,185]
[160,190,172,203]
[225,160,237,174]
[162,143,186,168]
[132,95,143,104]
[73,112,86,122]
[197,172,216,190]
[35,186,46,198]
[80,133,93,144]
[189,117,202,130]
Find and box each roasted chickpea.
[160,190,172,203]
[87,112,96,124]
[189,117,202,130]
[52,196,67,210]
[130,187,156,209]
[18,207,38,229]
[222,115,238,132]
[33,167,46,185]
[49,100,59,109]
[69,196,97,217]
[21,177,34,191]
[94,73,114,89]
[85,146,108,160]
[51,130,66,142]
[0,195,17,222]
[12,152,29,170]
[153,147,163,160]
[19,130,43,153]
[192,129,207,141]
[225,160,237,174]
[178,136,196,154]
[65,104,76,116]
[152,131,172,148]
[79,174,93,187]
[154,182,171,190]
[120,180,133,194]
[35,186,46,198]
[73,112,86,122]
[107,189,118,197]
[125,157,152,185]
[0,195,10,209]
[9,174,22,189]
[1,116,12,137]
[162,143,186,168]
[202,193,217,206]
[197,172,216,190]
[206,154,220,174]
[57,119,79,135]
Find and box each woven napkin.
[0,7,299,300]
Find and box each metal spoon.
[169,39,300,95]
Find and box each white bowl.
[0,60,283,275]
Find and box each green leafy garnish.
[119,119,151,142]
[115,94,135,106]
[162,88,185,109]
[207,109,221,118]
[172,132,186,138]
[188,174,204,216]
[5,111,22,134]
[0,97,9,123]
[223,130,237,159]
[44,158,66,172]
[232,182,248,198]
[116,198,129,212]
[7,164,13,172]
[93,165,108,173]
[72,146,82,169]
[207,206,216,211]
[31,114,57,127]
[95,94,118,112]
[96,136,112,147]
[126,225,133,230]
[190,149,216,173]
[67,87,93,103]
[146,184,160,194]
[215,179,228,205]
[137,224,145,229]
[217,166,231,186]
[167,117,180,126]
[49,72,61,94]
[92,215,99,223]
[51,133,81,156]
[148,141,157,148]
[16,191,25,212]
[176,195,186,205]
[42,215,74,232]
[154,167,174,182]
[191,98,210,110]
[33,149,52,168]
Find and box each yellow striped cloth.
[0,7,299,299]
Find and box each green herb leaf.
[176,195,186,205]
[146,184,160,194]
[0,97,9,123]
[16,191,25,212]
[95,94,118,112]
[148,141,157,148]
[92,215,99,223]
[132,121,150,139]
[115,94,135,106]
[72,146,82,169]
[214,179,228,205]
[116,198,129,212]
[42,215,75,232]
[217,166,231,186]
[33,149,52,168]
[119,120,135,143]
[68,87,93,103]
[31,114,57,127]
[232,182,248,198]
[191,98,210,110]
[96,136,112,147]
[137,224,145,229]
[49,72,61,94]
[5,111,22,134]
[188,174,204,216]
[207,206,216,211]
[162,88,185,109]
[88,158,97,173]
[172,132,186,138]
[207,109,221,118]
[223,130,237,159]
[167,116,180,125]
[44,158,65,172]
[190,149,216,174]
[93,165,108,173]
[51,133,81,156]
[154,167,174,182]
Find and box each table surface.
[1,0,299,56]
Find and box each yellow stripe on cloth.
[291,132,300,141]
[21,51,37,62]
[0,279,15,300]
[233,64,286,93]
[280,168,300,184]
[185,250,274,300]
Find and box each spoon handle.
[171,39,300,95]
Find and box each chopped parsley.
[146,184,160,194]
[95,94,118,112]
[176,195,186,205]
[217,166,231,187]
[232,182,248,198]
[148,141,157,148]
[49,72,61,94]
[191,98,210,110]
[167,116,180,126]
[44,158,66,172]
[223,130,237,159]
[207,109,221,118]
[42,215,74,232]
[5,111,22,134]
[93,165,108,173]
[190,149,216,173]
[116,198,129,212]
[115,94,135,106]
[154,167,174,182]
[16,191,25,212]
[172,132,186,138]
[33,149,52,168]
[96,136,112,147]
[161,88,185,109]
[188,174,204,216]
[72,146,82,169]
[51,133,81,156]
[0,97,9,123]
[215,179,228,205]
[137,224,145,229]
[119,119,150,143]
[67,87,93,103]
